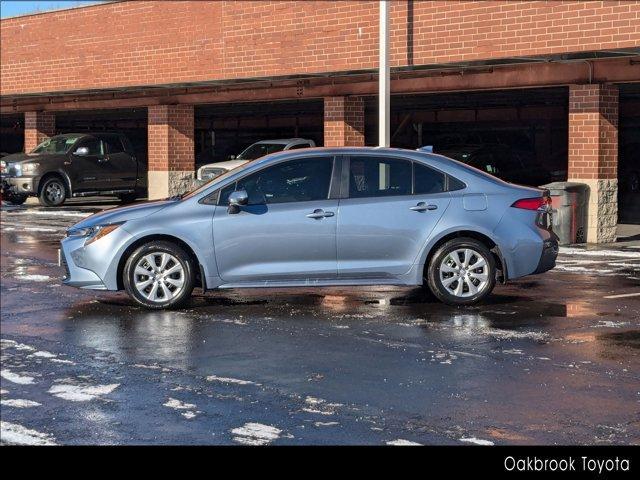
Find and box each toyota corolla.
[60,147,558,309]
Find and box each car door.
[99,134,138,190]
[337,156,451,278]
[69,136,108,192]
[212,155,339,283]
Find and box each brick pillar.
[24,111,55,152]
[567,84,618,244]
[324,96,364,147]
[147,104,194,199]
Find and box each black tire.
[38,176,67,207]
[123,240,195,309]
[6,193,28,205]
[118,192,138,204]
[426,237,496,306]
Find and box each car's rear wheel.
[39,176,67,207]
[123,241,195,309]
[426,237,496,306]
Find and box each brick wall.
[147,105,194,171]
[24,111,55,152]
[2,1,639,95]
[568,84,618,180]
[324,96,365,147]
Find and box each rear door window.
[414,163,446,194]
[102,136,125,154]
[78,138,104,156]
[349,156,412,198]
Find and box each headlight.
[0,160,6,174]
[66,222,124,246]
[20,163,40,174]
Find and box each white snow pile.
[205,375,259,386]
[163,398,196,410]
[231,422,282,445]
[460,437,494,446]
[302,396,343,416]
[16,274,50,282]
[30,350,57,359]
[0,421,56,446]
[0,369,35,385]
[48,383,119,402]
[1,398,42,408]
[386,439,422,446]
[1,339,36,351]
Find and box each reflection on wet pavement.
[1,204,639,445]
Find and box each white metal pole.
[379,0,390,147]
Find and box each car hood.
[71,199,177,230]
[1,152,49,163]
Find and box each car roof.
[254,138,312,145]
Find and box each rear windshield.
[237,143,286,161]
[32,135,83,154]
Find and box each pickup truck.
[1,132,146,206]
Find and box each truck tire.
[39,176,67,207]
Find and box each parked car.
[436,144,551,187]
[1,132,145,206]
[197,138,315,180]
[60,147,557,309]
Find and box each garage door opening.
[365,87,569,188]
[194,100,323,168]
[0,114,24,155]
[619,83,640,225]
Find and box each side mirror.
[228,189,248,214]
[74,146,89,156]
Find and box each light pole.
[379,0,390,147]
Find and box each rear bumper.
[533,234,559,274]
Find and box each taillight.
[511,196,549,210]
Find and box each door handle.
[98,156,110,163]
[410,202,437,212]
[307,209,335,219]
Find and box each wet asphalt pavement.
[1,201,639,445]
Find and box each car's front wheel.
[39,176,67,207]
[123,241,195,309]
[426,237,496,306]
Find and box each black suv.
[1,132,146,206]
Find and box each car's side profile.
[60,147,558,309]
[1,132,144,206]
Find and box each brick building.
[1,0,639,242]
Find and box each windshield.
[31,135,83,154]
[237,143,285,160]
[181,161,252,200]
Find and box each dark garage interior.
[619,83,640,224]
[370,87,570,188]
[194,99,324,167]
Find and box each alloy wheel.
[133,252,185,303]
[439,248,490,298]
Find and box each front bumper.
[533,234,559,274]
[59,226,133,290]
[3,176,37,195]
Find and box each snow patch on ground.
[163,398,196,410]
[16,274,50,282]
[386,439,422,446]
[30,350,56,358]
[301,396,342,415]
[460,437,494,446]
[1,369,35,385]
[594,320,630,328]
[231,422,282,446]
[1,398,41,408]
[205,375,259,386]
[48,383,119,402]
[1,339,36,351]
[314,421,339,427]
[50,358,75,365]
[0,421,56,445]
[559,247,640,258]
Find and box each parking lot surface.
[1,202,639,445]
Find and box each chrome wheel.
[45,181,64,203]
[133,252,185,303]
[439,248,489,298]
